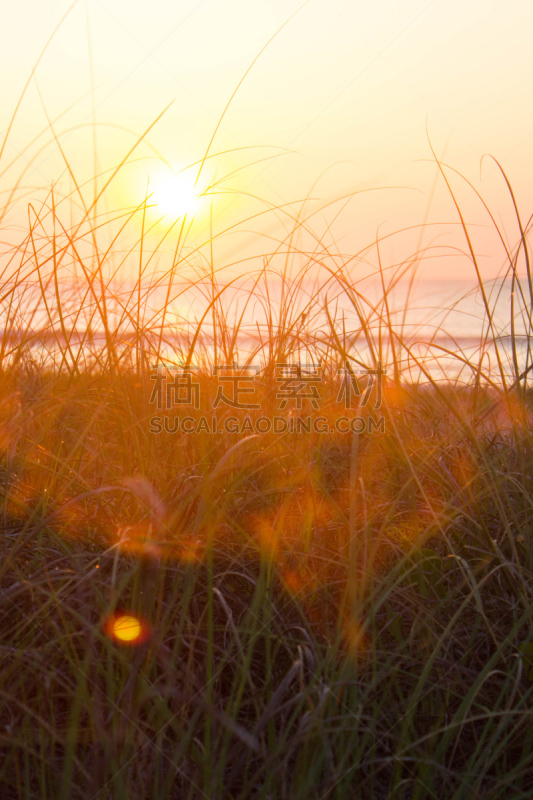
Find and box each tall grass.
[2,39,533,800]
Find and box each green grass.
[3,37,533,798]
[3,367,533,800]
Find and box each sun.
[151,172,203,218]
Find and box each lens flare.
[113,615,141,642]
[104,612,151,646]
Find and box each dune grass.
[2,56,533,800]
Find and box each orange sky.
[2,0,533,281]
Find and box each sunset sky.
[2,0,532,280]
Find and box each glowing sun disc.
[152,173,201,218]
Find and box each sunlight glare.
[152,172,202,218]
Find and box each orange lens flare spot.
[344,619,370,661]
[282,568,314,595]
[104,612,151,646]
[113,615,141,642]
[116,524,162,558]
